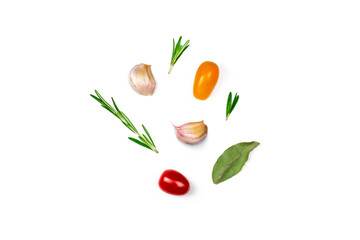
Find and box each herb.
[168,36,190,74]
[226,92,239,120]
[90,90,158,153]
[212,141,259,184]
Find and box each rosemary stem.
[168,65,173,74]
[91,90,158,153]
[136,132,158,153]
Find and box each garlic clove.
[173,120,208,144]
[129,63,156,96]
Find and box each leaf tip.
[212,175,218,184]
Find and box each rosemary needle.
[226,92,239,121]
[168,36,190,74]
[90,90,158,153]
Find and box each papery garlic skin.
[129,63,156,96]
[174,121,208,144]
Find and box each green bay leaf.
[212,141,260,184]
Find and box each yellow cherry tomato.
[193,61,219,100]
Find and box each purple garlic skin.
[174,120,208,144]
[129,63,156,96]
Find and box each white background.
[1,0,360,239]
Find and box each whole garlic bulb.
[129,63,156,96]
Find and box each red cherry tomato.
[158,170,190,196]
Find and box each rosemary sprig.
[226,92,239,121]
[168,36,190,74]
[90,90,158,153]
